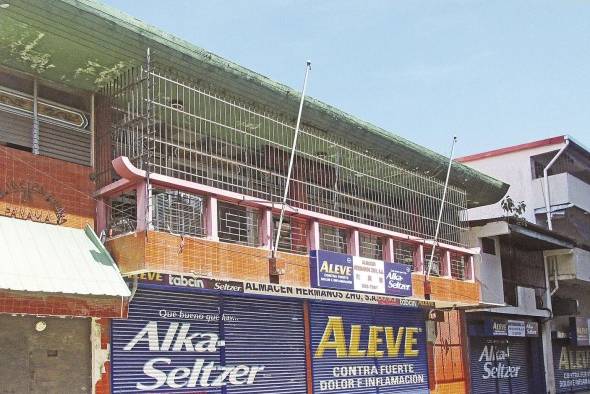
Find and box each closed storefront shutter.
[223,297,307,394]
[553,341,590,392]
[112,288,307,393]
[469,337,531,394]
[310,302,429,394]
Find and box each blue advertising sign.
[111,287,307,393]
[310,250,354,291]
[310,302,429,393]
[385,261,413,297]
[554,342,590,392]
[310,250,413,297]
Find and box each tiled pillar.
[259,208,273,250]
[465,255,475,281]
[205,196,219,241]
[96,198,108,236]
[136,182,151,232]
[414,244,424,273]
[308,220,320,251]
[441,250,452,278]
[383,237,395,262]
[348,229,360,256]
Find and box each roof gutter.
[543,135,569,230]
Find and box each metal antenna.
[272,61,312,258]
[426,136,458,278]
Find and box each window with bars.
[108,191,137,237]
[450,252,466,280]
[319,224,348,254]
[273,215,308,255]
[393,241,415,267]
[218,202,259,246]
[423,247,441,276]
[359,233,382,259]
[152,189,205,237]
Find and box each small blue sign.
[310,250,354,291]
[384,261,413,297]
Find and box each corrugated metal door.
[310,302,429,394]
[223,296,307,394]
[112,288,307,393]
[469,337,531,394]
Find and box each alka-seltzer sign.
[485,319,539,338]
[122,320,263,391]
[310,250,412,297]
[553,317,590,392]
[311,303,429,393]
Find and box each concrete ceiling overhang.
[0,0,509,208]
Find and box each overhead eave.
[0,0,507,207]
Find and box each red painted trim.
[456,135,565,163]
[110,156,476,255]
[94,178,134,198]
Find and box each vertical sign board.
[311,250,412,297]
[111,288,307,393]
[310,302,429,393]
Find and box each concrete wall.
[0,315,91,394]
[531,173,590,214]
[463,142,564,223]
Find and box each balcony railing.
[96,66,469,247]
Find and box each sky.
[102,0,590,157]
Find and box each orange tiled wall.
[0,147,94,229]
[107,231,310,285]
[412,273,480,303]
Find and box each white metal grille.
[98,67,469,247]
[108,191,136,237]
[152,189,205,237]
[359,233,382,259]
[319,224,347,254]
[450,252,466,280]
[423,246,441,277]
[274,215,308,255]
[218,202,259,247]
[393,240,415,267]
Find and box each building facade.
[0,1,510,393]
[460,136,590,393]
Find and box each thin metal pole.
[272,61,311,257]
[32,78,39,155]
[426,136,457,278]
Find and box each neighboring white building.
[459,135,590,394]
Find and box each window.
[359,233,383,259]
[481,237,496,255]
[218,202,259,246]
[423,247,441,276]
[319,224,348,254]
[152,189,204,237]
[274,215,308,255]
[393,241,415,267]
[450,253,466,280]
[108,191,137,237]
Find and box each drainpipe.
[543,136,569,230]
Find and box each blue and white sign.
[311,250,412,297]
[111,288,307,393]
[310,302,429,393]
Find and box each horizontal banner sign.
[310,250,412,297]
[554,343,590,392]
[484,319,539,337]
[131,272,433,308]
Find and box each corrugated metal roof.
[0,0,509,208]
[0,216,131,297]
